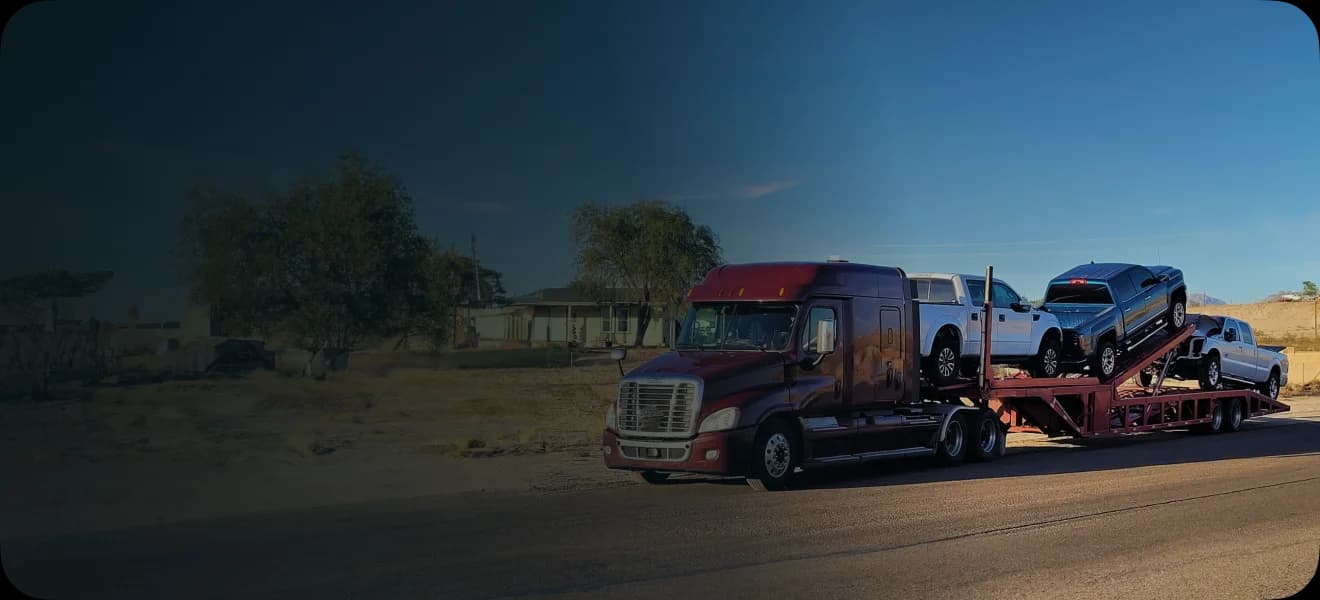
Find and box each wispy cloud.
[668,179,803,202]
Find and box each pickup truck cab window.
[1110,270,1138,300]
[911,278,957,303]
[1239,322,1255,346]
[1223,319,1240,342]
[991,282,1019,308]
[965,279,987,305]
[1129,266,1157,289]
[802,306,837,353]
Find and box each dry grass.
[0,348,669,467]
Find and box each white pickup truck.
[910,273,1064,385]
[1146,314,1289,400]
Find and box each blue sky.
[1,0,1317,319]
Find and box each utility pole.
[470,234,482,305]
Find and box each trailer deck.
[930,267,1290,438]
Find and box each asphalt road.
[6,414,1320,600]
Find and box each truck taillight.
[1069,278,1087,285]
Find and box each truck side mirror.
[610,347,627,376]
[1010,302,1031,313]
[816,320,836,355]
[1224,330,1237,343]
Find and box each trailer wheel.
[967,412,1006,462]
[633,471,670,484]
[1091,339,1118,381]
[1030,336,1061,378]
[745,419,799,492]
[1223,398,1244,433]
[934,414,969,466]
[1199,354,1222,391]
[1194,400,1225,435]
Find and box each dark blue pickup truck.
[1040,263,1187,380]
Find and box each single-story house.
[478,287,676,348]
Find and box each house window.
[616,308,629,332]
[600,306,611,332]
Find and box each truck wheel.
[934,414,969,466]
[1260,370,1280,401]
[1199,355,1222,391]
[1223,398,1244,432]
[966,411,1006,463]
[928,336,961,386]
[1166,298,1186,332]
[1030,337,1061,378]
[1193,400,1225,434]
[745,419,798,492]
[1091,339,1118,381]
[633,471,670,485]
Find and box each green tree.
[572,201,722,347]
[1303,280,1318,299]
[181,155,486,367]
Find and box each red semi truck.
[600,260,1290,491]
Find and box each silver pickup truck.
[1142,314,1288,399]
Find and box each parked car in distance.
[1141,314,1289,400]
[1040,263,1187,381]
[909,273,1063,385]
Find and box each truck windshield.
[911,278,957,303]
[1044,282,1114,304]
[676,302,799,351]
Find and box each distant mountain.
[1188,292,1226,306]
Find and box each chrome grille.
[619,443,689,461]
[617,378,698,437]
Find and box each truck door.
[1238,322,1262,381]
[1221,319,1249,380]
[992,281,1032,356]
[796,298,854,458]
[1109,269,1144,335]
[1126,267,1164,330]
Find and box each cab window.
[991,282,1020,308]
[1239,322,1255,346]
[802,306,837,353]
[1110,269,1138,300]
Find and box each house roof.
[509,287,639,305]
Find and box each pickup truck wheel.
[1167,299,1186,332]
[967,412,1006,462]
[1259,370,1280,400]
[1091,340,1118,380]
[745,419,798,492]
[1030,337,1061,378]
[934,415,969,466]
[929,337,961,386]
[1223,398,1244,432]
[1199,355,1222,391]
[633,471,670,485]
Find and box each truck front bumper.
[602,427,757,476]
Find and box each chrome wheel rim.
[937,347,957,378]
[1269,377,1279,399]
[1101,347,1116,376]
[944,420,964,456]
[1208,361,1219,386]
[763,433,791,479]
[1172,303,1185,328]
[1043,347,1059,376]
[978,419,998,455]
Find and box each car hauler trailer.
[601,262,1290,491]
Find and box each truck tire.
[1166,298,1186,332]
[1091,339,1118,381]
[1260,369,1280,401]
[1199,354,1222,391]
[1223,398,1244,433]
[928,335,961,386]
[934,414,969,466]
[1030,336,1061,378]
[1193,400,1225,435]
[745,419,799,492]
[633,471,670,485]
[966,411,1006,463]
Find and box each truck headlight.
[698,407,739,433]
[606,403,618,430]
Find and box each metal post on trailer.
[1151,349,1174,397]
[979,265,994,406]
